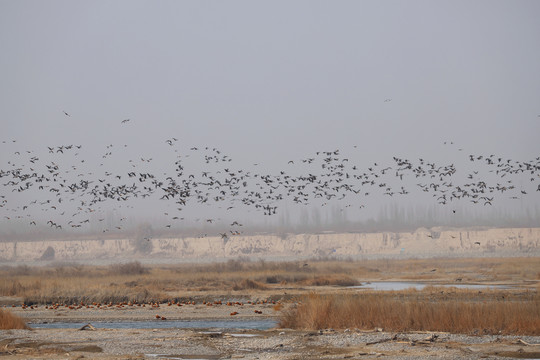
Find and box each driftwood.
[410,334,439,345]
[78,323,97,331]
[366,334,400,345]
[367,333,439,346]
[515,339,540,346]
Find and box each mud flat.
[3,302,540,359]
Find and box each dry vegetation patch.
[109,261,149,275]
[0,257,538,305]
[280,291,540,335]
[232,279,268,290]
[0,308,29,329]
[300,275,359,287]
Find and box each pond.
[30,319,278,330]
[350,281,515,291]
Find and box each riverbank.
[2,323,540,359]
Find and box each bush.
[109,261,148,275]
[232,279,268,290]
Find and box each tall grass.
[0,308,29,329]
[280,292,540,335]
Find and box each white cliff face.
[1,227,539,262]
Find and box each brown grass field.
[1,257,539,334]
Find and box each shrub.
[109,261,148,275]
[232,279,268,290]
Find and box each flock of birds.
[1,119,539,239]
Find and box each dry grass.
[300,275,359,287]
[232,279,268,290]
[280,291,540,335]
[0,257,538,306]
[0,308,30,329]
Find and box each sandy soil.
[3,300,540,359]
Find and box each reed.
[280,291,540,335]
[0,308,30,329]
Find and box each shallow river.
[30,319,278,330]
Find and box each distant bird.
[63,111,71,117]
[121,119,130,124]
[1,135,538,238]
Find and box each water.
[350,281,514,291]
[30,319,277,330]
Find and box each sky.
[1,0,539,235]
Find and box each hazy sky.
[1,1,539,232]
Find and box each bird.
[63,111,71,117]
[1,136,538,238]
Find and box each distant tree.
[132,223,153,254]
[40,246,55,260]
